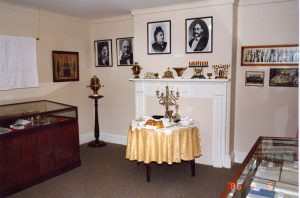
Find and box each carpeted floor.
[10,143,239,198]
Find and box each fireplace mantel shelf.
[129,78,231,82]
[129,78,232,168]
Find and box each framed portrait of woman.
[147,20,171,55]
[186,16,213,53]
[94,39,113,67]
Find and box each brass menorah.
[212,64,230,79]
[156,86,179,119]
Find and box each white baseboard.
[234,152,247,163]
[223,152,234,168]
[79,131,127,145]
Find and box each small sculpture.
[212,64,230,79]
[87,75,104,96]
[132,62,142,78]
[162,67,174,79]
[173,67,187,78]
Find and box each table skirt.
[126,126,202,164]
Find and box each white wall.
[90,17,136,137]
[0,2,94,135]
[234,0,299,162]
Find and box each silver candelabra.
[156,86,179,119]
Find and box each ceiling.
[0,0,204,20]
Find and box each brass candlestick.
[156,86,179,119]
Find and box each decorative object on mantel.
[132,62,142,78]
[162,67,174,79]
[189,61,208,79]
[156,85,179,119]
[212,64,230,79]
[144,72,159,79]
[173,67,187,78]
[87,75,104,96]
[207,73,213,79]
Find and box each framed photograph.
[94,39,113,67]
[147,20,171,54]
[116,37,134,66]
[241,44,299,66]
[52,51,79,82]
[245,71,265,87]
[269,68,298,87]
[186,16,213,53]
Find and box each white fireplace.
[129,78,232,168]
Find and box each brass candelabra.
[156,86,179,119]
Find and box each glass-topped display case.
[221,136,298,198]
[0,100,80,197]
[0,100,77,134]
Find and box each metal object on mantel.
[212,64,230,79]
[132,62,142,78]
[156,85,179,119]
[162,67,174,79]
[87,75,104,96]
[173,67,187,78]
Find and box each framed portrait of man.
[94,39,113,67]
[116,37,134,66]
[186,16,213,53]
[147,20,171,55]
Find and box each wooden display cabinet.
[0,100,81,197]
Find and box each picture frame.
[269,68,298,87]
[94,39,113,67]
[241,44,299,66]
[147,20,171,55]
[52,51,79,82]
[116,37,134,66]
[245,71,265,87]
[186,16,213,53]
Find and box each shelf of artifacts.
[130,60,231,81]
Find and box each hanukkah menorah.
[156,86,179,119]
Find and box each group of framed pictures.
[147,16,213,55]
[94,37,134,67]
[243,44,299,87]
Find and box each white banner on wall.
[0,35,38,90]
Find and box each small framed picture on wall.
[269,68,298,87]
[116,37,134,66]
[147,20,171,55]
[245,71,265,87]
[186,16,213,53]
[94,39,113,67]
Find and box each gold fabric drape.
[126,126,202,164]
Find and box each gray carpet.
[10,143,239,198]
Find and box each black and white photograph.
[245,71,265,87]
[116,37,134,66]
[269,68,298,87]
[94,39,113,67]
[241,45,299,66]
[186,16,213,53]
[147,20,171,54]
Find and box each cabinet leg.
[146,164,151,182]
[191,159,195,177]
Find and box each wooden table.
[126,122,202,182]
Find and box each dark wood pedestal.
[88,95,106,147]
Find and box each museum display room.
[0,0,298,197]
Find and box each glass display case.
[0,100,81,197]
[0,100,77,134]
[221,136,298,198]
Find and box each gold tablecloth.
[125,126,202,164]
